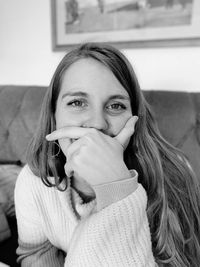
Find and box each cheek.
[55,108,83,129]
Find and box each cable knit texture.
[14,165,155,267]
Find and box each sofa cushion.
[0,86,46,164]
[0,164,22,245]
[0,164,22,217]
[143,91,200,180]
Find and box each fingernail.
[134,116,138,123]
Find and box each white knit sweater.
[14,165,155,266]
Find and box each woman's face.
[55,58,132,152]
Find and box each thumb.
[64,162,74,178]
[114,116,138,150]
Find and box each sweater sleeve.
[14,165,65,267]
[65,183,155,267]
[93,169,138,211]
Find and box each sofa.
[0,85,200,266]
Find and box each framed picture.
[51,0,200,50]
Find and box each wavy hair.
[27,42,200,266]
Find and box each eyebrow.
[61,91,130,101]
[62,91,88,99]
[108,94,130,101]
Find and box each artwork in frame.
[51,0,200,50]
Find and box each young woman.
[15,42,200,266]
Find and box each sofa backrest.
[144,90,200,180]
[0,85,200,180]
[0,86,46,164]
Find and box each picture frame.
[51,0,200,51]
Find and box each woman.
[15,42,200,266]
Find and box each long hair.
[27,42,200,266]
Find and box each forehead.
[59,58,129,97]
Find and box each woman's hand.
[46,116,138,186]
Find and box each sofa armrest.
[0,205,11,242]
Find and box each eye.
[107,103,126,111]
[67,99,87,108]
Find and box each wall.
[0,0,200,91]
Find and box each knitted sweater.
[14,165,155,267]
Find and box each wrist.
[91,163,131,186]
[72,176,96,200]
[107,163,131,184]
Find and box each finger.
[66,137,86,161]
[46,126,95,141]
[115,116,138,149]
[57,137,72,157]
[64,162,74,178]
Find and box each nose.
[83,111,109,132]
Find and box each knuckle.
[84,132,94,141]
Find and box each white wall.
[0,0,200,91]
